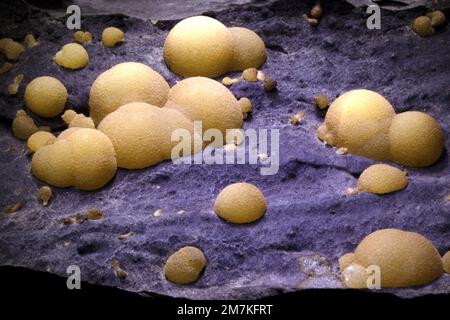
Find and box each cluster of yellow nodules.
[31,128,117,191]
[317,89,444,167]
[339,229,444,288]
[163,16,266,78]
[90,62,242,170]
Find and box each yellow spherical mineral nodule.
[12,110,39,140]
[354,229,443,288]
[389,111,444,167]
[357,164,408,194]
[319,89,395,160]
[69,114,95,129]
[24,76,68,118]
[166,77,243,135]
[27,131,56,153]
[342,263,369,289]
[31,128,117,190]
[0,38,25,60]
[213,182,267,224]
[443,251,450,274]
[426,10,447,28]
[412,16,435,38]
[164,16,234,78]
[338,252,355,273]
[164,246,207,285]
[89,62,170,125]
[102,27,124,47]
[98,102,195,169]
[229,27,266,72]
[74,31,93,44]
[54,43,89,69]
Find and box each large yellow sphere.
[54,43,89,69]
[357,164,408,194]
[229,27,266,71]
[89,62,170,125]
[163,16,234,78]
[24,76,68,118]
[164,246,207,285]
[31,128,117,191]
[166,77,243,135]
[319,89,395,160]
[354,229,443,288]
[389,111,444,167]
[97,102,195,169]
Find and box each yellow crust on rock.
[164,246,207,285]
[357,164,408,194]
[388,111,444,167]
[320,89,395,160]
[163,16,234,78]
[25,76,68,118]
[213,182,267,224]
[54,43,89,69]
[89,62,170,125]
[354,229,443,288]
[31,128,117,190]
[229,27,266,71]
[166,77,243,135]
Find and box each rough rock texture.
[0,0,449,299]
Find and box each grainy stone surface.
[0,0,449,299]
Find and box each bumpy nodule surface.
[163,16,234,78]
[24,76,68,118]
[31,128,117,191]
[353,229,443,288]
[319,89,395,160]
[166,77,243,135]
[389,111,444,167]
[97,102,195,169]
[27,131,56,153]
[164,246,207,285]
[213,182,267,224]
[89,62,170,124]
[229,27,267,71]
[54,43,89,69]
[357,164,408,194]
[102,27,125,47]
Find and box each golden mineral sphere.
[320,89,395,160]
[54,43,89,69]
[213,182,267,224]
[163,16,234,78]
[89,62,170,124]
[412,16,435,38]
[357,164,408,194]
[164,246,207,285]
[354,229,443,288]
[24,76,68,118]
[27,131,56,153]
[443,251,450,274]
[102,27,125,47]
[97,102,195,169]
[389,111,444,167]
[229,27,266,71]
[31,128,117,190]
[166,77,243,135]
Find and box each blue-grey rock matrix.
[0,0,449,299]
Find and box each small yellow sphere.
[357,164,408,194]
[354,229,443,288]
[0,38,25,60]
[12,110,39,140]
[443,251,450,274]
[24,76,68,118]
[27,131,56,153]
[229,27,266,71]
[163,16,234,78]
[389,111,444,167]
[102,27,124,47]
[54,43,89,69]
[320,89,395,160]
[213,182,267,224]
[166,77,243,135]
[74,31,93,44]
[412,16,435,37]
[338,252,355,273]
[341,263,369,289]
[89,62,170,124]
[164,246,207,285]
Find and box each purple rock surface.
[0,0,449,299]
